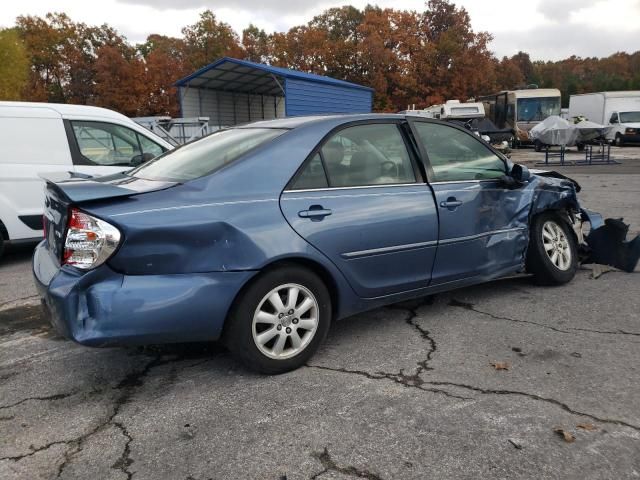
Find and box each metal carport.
[174,57,373,128]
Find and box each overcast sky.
[1,0,638,61]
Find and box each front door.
[410,120,528,285]
[65,120,166,177]
[280,122,438,298]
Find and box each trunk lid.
[41,171,176,263]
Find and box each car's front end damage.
[521,169,639,274]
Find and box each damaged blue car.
[33,114,615,373]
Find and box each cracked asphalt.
[1,158,639,480]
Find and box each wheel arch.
[0,219,8,241]
[222,256,341,338]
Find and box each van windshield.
[619,111,640,123]
[517,97,561,122]
[130,128,286,181]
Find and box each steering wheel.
[380,161,399,178]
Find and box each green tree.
[0,28,29,100]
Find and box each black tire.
[577,142,585,152]
[224,265,331,374]
[615,134,624,147]
[0,234,4,260]
[526,212,578,286]
[534,140,543,152]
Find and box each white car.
[0,102,173,258]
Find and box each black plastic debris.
[585,218,640,273]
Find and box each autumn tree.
[93,44,146,116]
[242,25,270,63]
[138,34,190,116]
[0,28,29,100]
[496,56,525,90]
[181,10,243,70]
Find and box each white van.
[0,102,173,258]
[569,91,640,145]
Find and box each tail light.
[63,208,121,270]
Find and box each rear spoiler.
[39,171,176,203]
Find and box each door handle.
[440,198,463,210]
[299,205,332,220]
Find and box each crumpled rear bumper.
[32,241,255,346]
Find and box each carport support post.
[232,93,237,125]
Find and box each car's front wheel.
[526,212,578,285]
[225,266,331,374]
[615,134,624,147]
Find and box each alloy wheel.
[252,283,319,360]
[541,220,572,271]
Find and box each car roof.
[0,101,132,122]
[237,113,408,130]
[0,101,173,149]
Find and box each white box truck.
[569,91,640,146]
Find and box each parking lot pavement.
[1,162,639,479]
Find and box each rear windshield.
[130,128,286,181]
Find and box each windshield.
[619,111,640,123]
[130,128,286,181]
[517,97,561,122]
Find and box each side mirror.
[131,152,155,166]
[511,163,531,182]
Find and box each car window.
[131,127,286,182]
[609,113,618,124]
[290,153,328,190]
[412,122,506,182]
[138,133,166,158]
[319,123,416,188]
[71,121,166,167]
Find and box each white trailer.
[569,91,640,145]
[423,100,485,120]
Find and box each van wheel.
[615,134,624,147]
[526,212,578,285]
[0,234,4,260]
[225,266,331,374]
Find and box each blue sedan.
[33,114,599,373]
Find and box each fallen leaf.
[576,423,598,431]
[553,427,576,443]
[490,361,510,370]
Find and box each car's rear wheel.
[225,266,331,374]
[526,212,578,285]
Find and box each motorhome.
[569,91,640,146]
[401,100,484,121]
[478,88,561,146]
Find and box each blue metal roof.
[174,57,373,93]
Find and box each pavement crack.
[423,380,640,432]
[0,440,71,462]
[568,327,640,337]
[306,364,470,401]
[0,392,76,411]
[448,299,640,337]
[0,354,167,474]
[111,421,134,480]
[448,298,575,333]
[308,296,473,400]
[310,447,383,480]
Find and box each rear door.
[64,120,166,177]
[280,121,438,298]
[409,120,527,284]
